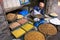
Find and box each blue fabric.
[34,21,40,27]
[34,6,40,11]
[34,18,45,27]
[39,18,45,24]
[33,6,44,15]
[18,10,29,16]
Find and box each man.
[33,2,45,16]
[33,2,45,27]
[33,2,45,22]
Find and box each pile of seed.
[24,31,45,40]
[38,24,57,35]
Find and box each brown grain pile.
[6,13,17,22]
[38,24,57,36]
[24,31,45,40]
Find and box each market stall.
[0,0,60,40]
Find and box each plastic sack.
[3,0,21,12]
[3,0,30,12]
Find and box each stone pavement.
[0,4,12,40]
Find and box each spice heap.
[38,24,57,35]
[6,13,17,22]
[24,31,45,40]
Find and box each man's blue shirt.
[33,6,44,15]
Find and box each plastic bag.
[3,0,30,12]
[3,0,21,12]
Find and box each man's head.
[39,2,45,8]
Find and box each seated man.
[33,2,45,22]
[33,2,45,27]
[33,2,45,16]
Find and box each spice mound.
[24,31,45,40]
[38,24,57,35]
[6,13,17,22]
